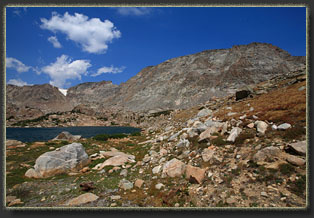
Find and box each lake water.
[6,126,141,143]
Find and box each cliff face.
[66,81,119,109]
[6,42,306,122]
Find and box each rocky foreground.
[5,68,307,208]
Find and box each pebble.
[261,192,268,197]
[111,195,121,200]
[155,183,164,190]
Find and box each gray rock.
[152,165,162,174]
[285,154,305,166]
[66,193,99,206]
[120,169,128,177]
[25,143,89,178]
[162,158,186,178]
[227,112,237,116]
[155,183,164,190]
[271,124,278,130]
[176,139,190,148]
[287,141,306,156]
[119,179,133,190]
[298,86,305,91]
[196,108,212,118]
[198,126,220,142]
[277,123,291,130]
[202,148,215,162]
[168,131,181,142]
[253,146,281,163]
[110,195,121,200]
[187,128,199,138]
[192,121,207,133]
[53,131,81,141]
[255,121,268,135]
[227,127,242,142]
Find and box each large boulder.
[52,131,81,141]
[185,165,206,184]
[162,158,186,178]
[25,143,89,178]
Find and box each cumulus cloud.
[7,79,31,86]
[41,55,91,88]
[48,36,62,48]
[6,57,31,73]
[40,12,121,54]
[116,7,151,16]
[91,66,125,77]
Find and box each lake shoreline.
[6,126,142,143]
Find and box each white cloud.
[116,7,151,16]
[40,12,121,54]
[48,36,62,48]
[91,66,125,77]
[12,7,27,17]
[41,55,91,88]
[7,79,32,86]
[6,57,31,73]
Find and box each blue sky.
[6,6,306,91]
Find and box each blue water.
[6,126,141,143]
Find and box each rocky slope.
[66,81,119,109]
[5,67,307,208]
[105,42,305,112]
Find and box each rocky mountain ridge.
[6,42,306,125]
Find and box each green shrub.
[211,135,227,146]
[93,133,128,141]
[131,132,141,136]
[93,134,109,141]
[282,124,306,141]
[288,174,306,197]
[109,133,128,139]
[279,163,295,176]
[234,131,255,146]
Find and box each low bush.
[282,124,306,141]
[131,132,141,136]
[93,133,128,141]
[93,134,109,141]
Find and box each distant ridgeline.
[6,42,305,124]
